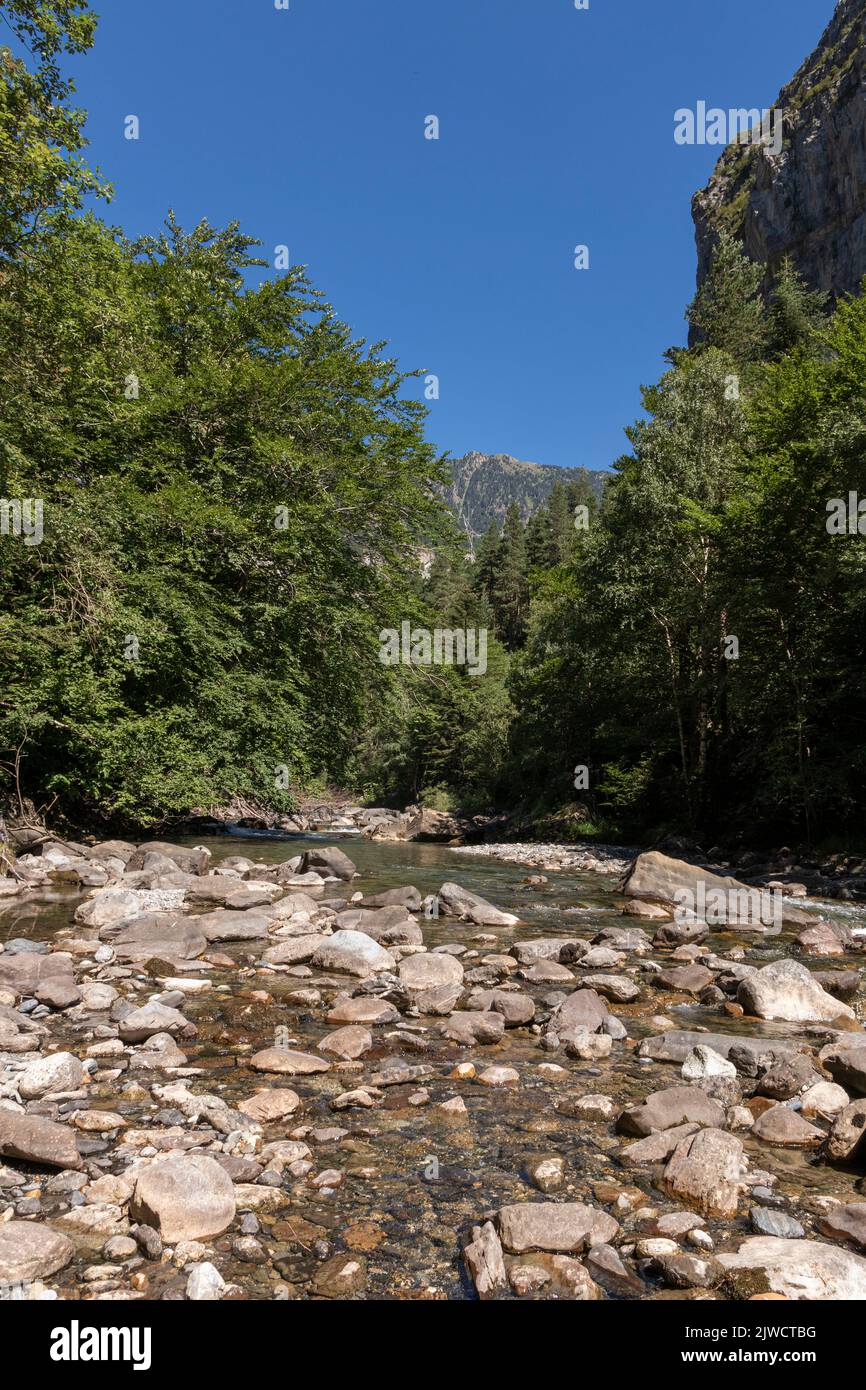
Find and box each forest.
[2,1,866,850]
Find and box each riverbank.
[1,832,865,1301]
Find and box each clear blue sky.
[68,0,833,473]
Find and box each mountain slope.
[446,451,607,540]
[693,0,866,302]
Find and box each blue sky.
[68,0,832,473]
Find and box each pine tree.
[686,230,767,364]
[766,256,829,356]
[492,502,529,649]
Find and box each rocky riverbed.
[1,831,866,1302]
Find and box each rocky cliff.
[693,0,866,301]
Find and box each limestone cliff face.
[693,0,866,302]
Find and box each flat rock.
[0,1110,82,1170]
[318,1025,373,1060]
[617,1087,725,1137]
[261,935,324,966]
[191,909,271,942]
[620,1122,700,1165]
[249,1047,331,1076]
[498,1201,619,1254]
[237,1089,301,1122]
[638,1030,799,1069]
[717,1236,866,1300]
[325,996,399,1026]
[118,1003,194,1043]
[437,882,519,927]
[0,1220,74,1283]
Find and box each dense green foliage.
[1,8,864,848]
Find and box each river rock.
[191,909,271,942]
[74,888,145,928]
[101,914,206,961]
[437,882,519,927]
[237,1089,300,1122]
[249,1047,331,1076]
[826,1099,866,1162]
[738,958,855,1024]
[750,1207,805,1239]
[638,1030,799,1070]
[0,1220,74,1283]
[261,935,324,966]
[581,973,640,1003]
[399,951,464,1013]
[318,1025,372,1060]
[130,1154,235,1241]
[126,842,211,875]
[717,1236,866,1300]
[756,1054,819,1100]
[437,1010,505,1045]
[466,988,535,1027]
[301,846,357,881]
[660,1127,746,1217]
[0,950,75,996]
[18,1051,86,1099]
[751,1105,824,1148]
[620,1122,701,1165]
[498,1201,619,1254]
[463,1220,507,1297]
[656,965,714,995]
[682,1046,737,1085]
[0,1110,82,1169]
[801,1080,850,1119]
[820,1041,866,1096]
[617,1086,725,1137]
[325,996,399,1026]
[311,930,395,978]
[818,1203,866,1249]
[362,885,423,911]
[118,1003,195,1043]
[554,988,609,1040]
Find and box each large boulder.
[190,910,271,942]
[74,889,146,928]
[99,913,206,961]
[717,1237,866,1300]
[130,1154,235,1241]
[126,842,211,875]
[0,1110,82,1169]
[311,930,395,978]
[18,1051,86,1100]
[738,958,855,1024]
[623,850,803,928]
[361,885,423,912]
[300,846,358,881]
[437,883,519,927]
